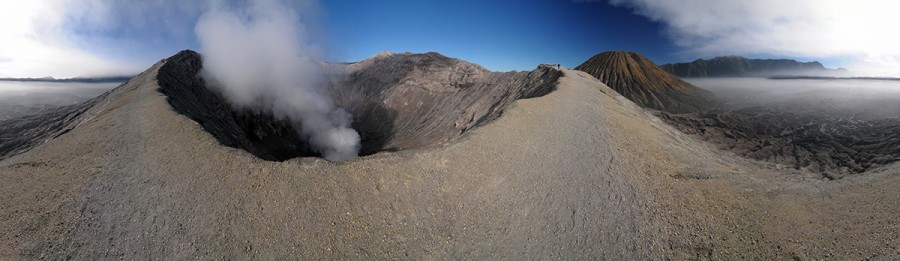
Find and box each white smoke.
[195,0,360,161]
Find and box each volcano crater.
[156,50,562,161]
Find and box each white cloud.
[0,0,216,78]
[608,0,900,76]
[0,0,140,78]
[0,0,323,78]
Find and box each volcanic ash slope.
[1,53,899,260]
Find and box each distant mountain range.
[660,56,848,77]
[575,51,715,113]
[768,76,900,81]
[0,76,132,83]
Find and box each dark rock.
[157,50,314,161]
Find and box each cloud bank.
[606,0,900,76]
[0,0,210,78]
[196,0,360,161]
[0,1,135,78]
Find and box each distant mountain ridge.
[575,51,715,113]
[0,76,132,83]
[660,56,848,77]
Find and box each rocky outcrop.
[575,51,715,113]
[660,56,848,77]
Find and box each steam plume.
[195,0,360,161]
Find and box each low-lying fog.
[686,78,900,119]
[0,81,119,120]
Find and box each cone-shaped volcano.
[575,51,714,113]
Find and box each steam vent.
[157,50,562,160]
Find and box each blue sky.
[321,0,676,71]
[1,0,898,77]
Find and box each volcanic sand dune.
[1,55,899,259]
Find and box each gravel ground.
[0,63,898,259]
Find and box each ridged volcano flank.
[575,51,714,113]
